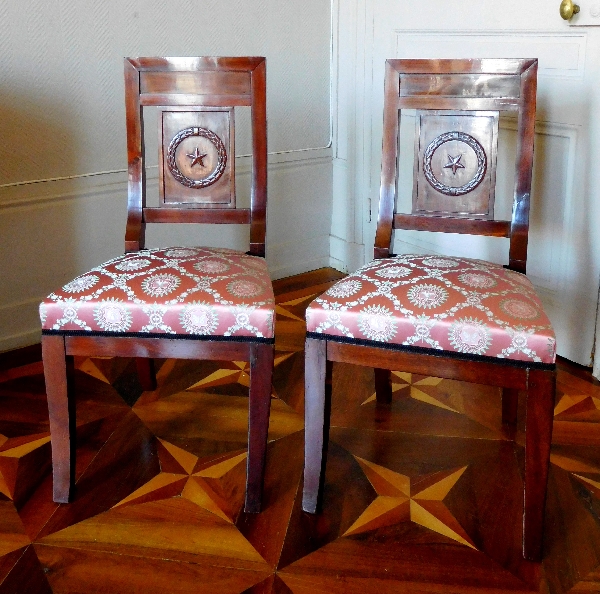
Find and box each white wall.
[0,0,333,352]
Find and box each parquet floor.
[0,268,600,593]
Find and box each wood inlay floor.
[0,268,599,593]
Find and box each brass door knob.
[560,0,580,20]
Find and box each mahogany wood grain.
[140,70,251,97]
[271,267,345,295]
[64,335,253,361]
[394,58,537,75]
[41,335,75,503]
[523,368,555,560]
[245,342,274,513]
[393,215,511,237]
[502,387,519,427]
[0,546,52,594]
[373,60,402,259]
[135,358,157,392]
[508,61,538,274]
[397,97,520,111]
[139,94,253,107]
[249,58,268,258]
[124,58,145,253]
[128,55,265,72]
[326,341,530,390]
[399,73,522,98]
[374,368,392,404]
[302,338,329,514]
[143,207,251,224]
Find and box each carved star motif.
[187,147,208,167]
[443,153,465,175]
[344,457,476,548]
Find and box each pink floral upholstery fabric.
[306,255,556,364]
[40,247,274,339]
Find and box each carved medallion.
[167,127,227,189]
[423,131,487,197]
[413,112,498,219]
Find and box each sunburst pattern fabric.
[306,255,556,364]
[39,247,275,339]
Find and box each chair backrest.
[124,57,267,257]
[374,59,538,274]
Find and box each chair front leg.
[302,337,330,514]
[245,341,274,513]
[42,334,76,503]
[523,367,555,561]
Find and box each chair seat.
[40,247,274,339]
[306,255,556,364]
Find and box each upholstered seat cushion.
[40,247,274,339]
[306,255,556,364]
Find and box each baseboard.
[0,330,42,355]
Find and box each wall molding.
[329,235,365,273]
[393,30,588,79]
[0,330,42,354]
[0,148,332,211]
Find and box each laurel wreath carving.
[167,127,227,189]
[423,131,487,197]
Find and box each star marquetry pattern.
[362,371,459,413]
[114,438,248,523]
[187,147,207,167]
[0,433,51,502]
[554,392,600,420]
[344,457,476,549]
[184,354,295,393]
[551,452,600,488]
[276,293,321,322]
[443,153,465,175]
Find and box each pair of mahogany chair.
[40,57,554,561]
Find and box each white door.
[332,0,600,368]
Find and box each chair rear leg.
[502,388,519,426]
[42,335,76,503]
[374,368,393,404]
[245,342,274,513]
[136,358,157,391]
[523,368,555,561]
[302,337,331,514]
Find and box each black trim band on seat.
[41,329,274,345]
[305,332,555,371]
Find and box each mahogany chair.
[40,57,273,513]
[303,59,555,560]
